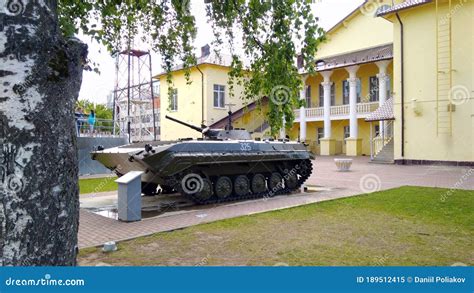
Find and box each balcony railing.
[357,102,379,113]
[330,104,349,116]
[306,107,324,118]
[294,102,379,120]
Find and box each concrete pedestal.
[345,138,362,156]
[116,171,144,222]
[320,138,336,156]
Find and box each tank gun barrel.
[165,115,206,134]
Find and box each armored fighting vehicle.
[91,114,314,204]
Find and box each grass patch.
[78,186,474,266]
[79,176,117,195]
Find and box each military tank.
[91,114,314,204]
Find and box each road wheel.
[251,174,266,193]
[194,179,213,201]
[284,172,298,190]
[215,176,233,199]
[268,172,283,192]
[234,175,250,197]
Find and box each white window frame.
[213,84,226,108]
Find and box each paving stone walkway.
[79,156,473,248]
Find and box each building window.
[319,84,324,107]
[343,80,349,105]
[357,80,361,103]
[369,76,379,102]
[170,89,178,111]
[344,126,350,139]
[374,124,380,137]
[343,79,362,104]
[385,76,391,98]
[317,128,324,144]
[213,84,225,108]
[305,85,312,108]
[331,83,336,106]
[152,83,160,97]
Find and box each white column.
[320,71,333,139]
[299,75,308,141]
[376,61,391,107]
[376,61,391,137]
[279,116,286,139]
[346,66,359,138]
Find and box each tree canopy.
[76,99,113,120]
[59,0,325,134]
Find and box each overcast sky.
[78,0,364,104]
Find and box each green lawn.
[79,176,118,195]
[79,186,474,266]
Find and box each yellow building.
[155,46,269,140]
[377,0,473,165]
[288,0,396,160]
[155,47,268,140]
[157,0,473,165]
[289,0,473,165]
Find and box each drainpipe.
[395,12,405,160]
[196,65,205,129]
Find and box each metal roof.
[365,97,395,122]
[315,44,393,72]
[376,0,432,17]
[154,52,250,78]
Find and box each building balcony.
[294,101,379,122]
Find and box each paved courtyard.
[78,156,473,248]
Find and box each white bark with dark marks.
[0,0,87,265]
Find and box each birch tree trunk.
[0,0,87,265]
